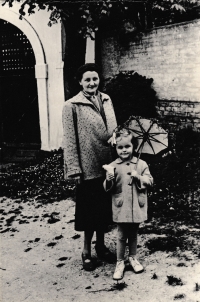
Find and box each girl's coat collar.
[115,157,138,164]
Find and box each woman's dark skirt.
[75,177,113,232]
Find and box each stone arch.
[0,7,45,64]
[0,7,50,150]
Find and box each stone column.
[35,64,50,150]
[85,33,95,63]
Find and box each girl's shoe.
[128,257,144,273]
[82,253,95,271]
[113,260,125,280]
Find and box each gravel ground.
[0,196,200,302]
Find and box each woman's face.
[79,71,100,95]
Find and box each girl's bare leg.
[117,223,127,260]
[128,223,139,258]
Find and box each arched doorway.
[0,19,41,161]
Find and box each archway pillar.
[0,3,64,151]
[85,34,95,63]
[35,64,50,151]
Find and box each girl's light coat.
[103,157,153,223]
[62,91,117,180]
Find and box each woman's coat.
[103,157,153,223]
[62,91,117,180]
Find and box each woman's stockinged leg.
[128,223,139,258]
[83,230,94,256]
[117,224,128,260]
[82,230,96,271]
[95,230,116,262]
[96,230,104,248]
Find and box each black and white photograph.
[0,1,200,301]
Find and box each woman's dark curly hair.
[76,63,101,82]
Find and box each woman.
[62,63,117,271]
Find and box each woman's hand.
[69,175,82,184]
[73,176,82,184]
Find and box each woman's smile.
[79,71,100,95]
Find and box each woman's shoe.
[113,260,125,280]
[95,245,116,263]
[82,253,95,271]
[128,257,144,273]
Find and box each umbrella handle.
[128,177,133,186]
[128,153,141,186]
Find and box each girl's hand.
[131,170,139,179]
[106,172,115,181]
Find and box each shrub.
[103,71,158,125]
[0,149,75,201]
[146,128,200,224]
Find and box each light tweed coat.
[103,157,153,223]
[62,91,117,180]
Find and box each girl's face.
[79,71,100,95]
[116,136,134,161]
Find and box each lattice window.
[0,20,36,76]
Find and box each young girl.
[103,129,153,280]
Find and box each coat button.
[126,163,130,165]
[127,172,131,175]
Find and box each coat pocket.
[113,193,123,207]
[138,192,146,207]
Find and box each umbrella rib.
[129,120,156,154]
[149,133,168,136]
[137,120,156,154]
[126,118,168,154]
[145,120,155,134]
[147,134,168,147]
[126,127,143,136]
[146,137,156,154]
[136,119,148,134]
[137,140,146,154]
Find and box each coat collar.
[71,91,109,105]
[115,156,138,164]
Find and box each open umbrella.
[124,116,168,156]
[113,116,168,185]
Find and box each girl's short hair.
[115,128,138,150]
[76,63,101,82]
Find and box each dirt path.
[0,196,199,302]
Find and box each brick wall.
[157,100,200,131]
[100,19,200,130]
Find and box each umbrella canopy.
[124,116,168,156]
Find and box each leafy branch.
[2,0,199,37]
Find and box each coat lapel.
[71,91,117,137]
